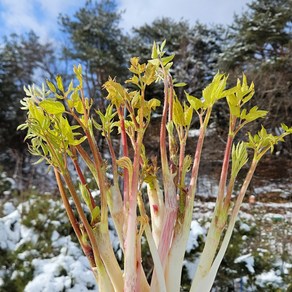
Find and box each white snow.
[239,222,251,232]
[0,198,98,291]
[25,246,97,292]
[256,270,283,287]
[186,220,205,252]
[0,209,21,250]
[183,257,200,280]
[234,253,255,274]
[3,201,16,215]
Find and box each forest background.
[0,0,291,182]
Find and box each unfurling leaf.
[80,183,93,211]
[117,157,133,177]
[240,106,268,122]
[151,41,158,59]
[46,80,56,93]
[103,78,128,106]
[173,97,185,126]
[56,75,64,93]
[143,63,156,85]
[231,142,248,178]
[185,91,203,111]
[91,206,100,225]
[161,54,175,66]
[184,104,193,127]
[281,123,292,133]
[203,72,227,106]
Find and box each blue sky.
[0,0,251,43]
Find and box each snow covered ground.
[0,172,291,291]
[0,198,97,292]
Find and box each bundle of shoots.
[18,41,292,291]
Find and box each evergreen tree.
[218,0,292,149]
[220,0,292,69]
[59,0,129,103]
[0,31,55,173]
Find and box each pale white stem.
[147,181,165,247]
[144,224,166,292]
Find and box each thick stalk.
[190,159,258,292]
[104,134,125,247]
[85,130,108,224]
[188,108,211,200]
[194,133,234,279]
[117,107,129,208]
[160,75,170,179]
[165,109,211,290]
[94,224,124,292]
[146,224,167,292]
[137,193,164,292]
[216,132,234,206]
[124,127,143,290]
[147,180,165,247]
[156,73,177,268]
[71,149,96,209]
[165,212,191,292]
[92,264,114,292]
[214,115,236,211]
[124,161,138,291]
[108,184,124,250]
[62,171,115,290]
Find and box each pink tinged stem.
[118,107,129,210]
[124,148,140,291]
[147,181,165,247]
[188,122,206,200]
[193,127,235,280]
[160,73,170,181]
[216,131,235,207]
[195,118,236,276]
[124,197,138,291]
[190,159,258,292]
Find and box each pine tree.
[0,31,55,173]
[59,0,129,103]
[220,0,292,69]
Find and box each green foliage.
[231,142,248,179]
[247,124,292,159]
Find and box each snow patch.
[234,253,255,274]
[186,220,205,252]
[25,237,97,292]
[0,209,21,250]
[256,270,282,287]
[3,201,16,215]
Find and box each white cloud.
[0,0,83,42]
[0,0,251,42]
[119,0,251,31]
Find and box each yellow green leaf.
[39,99,65,115]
